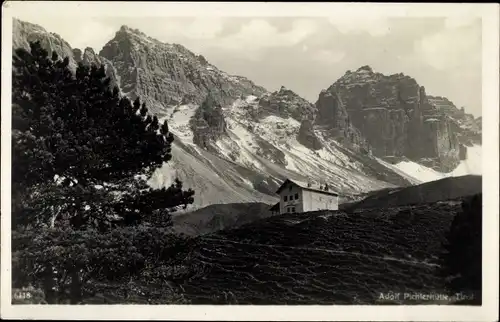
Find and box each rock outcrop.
[315,66,479,172]
[72,48,82,63]
[297,119,323,151]
[315,89,369,153]
[427,95,482,147]
[98,25,267,113]
[254,137,288,166]
[13,19,77,70]
[190,93,227,151]
[258,86,316,121]
[14,19,119,90]
[80,47,120,89]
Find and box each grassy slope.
[72,195,479,305]
[347,175,482,210]
[172,202,276,236]
[64,177,482,304]
[176,199,470,304]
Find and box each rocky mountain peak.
[356,65,374,73]
[279,85,290,93]
[117,25,150,39]
[118,24,133,33]
[73,48,83,62]
[316,67,481,171]
[84,47,96,55]
[276,86,301,99]
[13,19,77,70]
[82,47,98,63]
[106,25,198,62]
[258,86,315,121]
[98,24,266,113]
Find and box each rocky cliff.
[297,119,323,151]
[13,19,76,69]
[316,66,480,172]
[98,25,267,114]
[427,95,482,146]
[315,88,369,154]
[258,86,316,121]
[12,19,481,209]
[13,19,118,86]
[190,93,227,151]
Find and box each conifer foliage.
[11,41,195,303]
[440,193,482,304]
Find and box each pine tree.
[440,193,482,304]
[11,41,195,303]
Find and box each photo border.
[1,2,498,321]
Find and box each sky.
[12,14,482,116]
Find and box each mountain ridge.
[98,24,268,113]
[11,18,481,210]
[316,66,481,172]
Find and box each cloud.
[190,18,320,60]
[312,49,345,64]
[72,20,117,50]
[414,19,481,71]
[221,18,318,49]
[328,17,390,37]
[174,18,225,40]
[444,14,481,29]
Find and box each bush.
[440,193,482,304]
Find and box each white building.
[270,179,339,215]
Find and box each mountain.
[12,19,119,88]
[11,19,482,209]
[12,19,76,68]
[315,65,482,172]
[98,25,267,114]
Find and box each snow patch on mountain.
[245,95,259,103]
[382,145,482,183]
[161,104,198,145]
[212,95,405,195]
[451,144,481,177]
[391,162,448,183]
[374,158,422,185]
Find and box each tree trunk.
[70,270,82,304]
[43,207,60,303]
[42,264,56,304]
